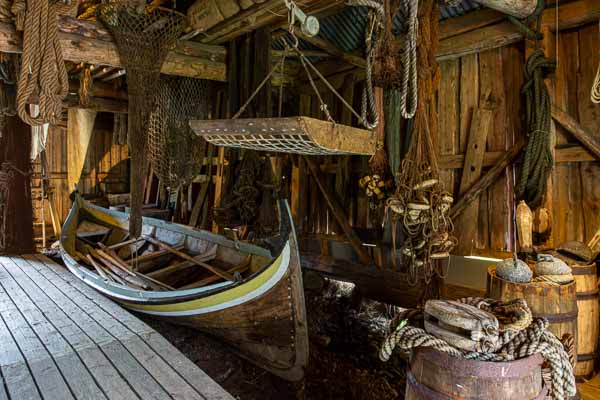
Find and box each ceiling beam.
[198,0,347,45]
[435,0,600,61]
[0,16,227,81]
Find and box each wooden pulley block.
[424,300,499,353]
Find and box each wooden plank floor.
[0,254,234,400]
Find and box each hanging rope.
[516,49,556,209]
[13,0,69,126]
[591,21,600,104]
[380,297,576,400]
[399,0,418,119]
[386,0,454,290]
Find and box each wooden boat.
[60,194,308,381]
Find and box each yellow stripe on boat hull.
[120,243,288,315]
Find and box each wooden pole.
[0,115,34,253]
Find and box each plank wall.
[32,120,128,228]
[432,22,600,254]
[292,22,600,258]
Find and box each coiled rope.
[516,48,556,209]
[13,0,69,126]
[379,297,576,399]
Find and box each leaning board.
[0,254,233,400]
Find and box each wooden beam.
[201,0,347,45]
[450,141,524,219]
[295,31,366,68]
[0,17,227,81]
[474,0,537,18]
[435,0,600,60]
[438,8,505,40]
[303,156,373,266]
[552,108,600,161]
[300,252,420,308]
[439,146,597,169]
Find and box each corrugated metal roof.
[273,1,482,54]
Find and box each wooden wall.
[437,44,523,255]
[290,22,600,259]
[33,118,128,229]
[437,22,600,254]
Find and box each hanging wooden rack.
[190,1,377,156]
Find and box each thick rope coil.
[0,0,13,23]
[380,298,576,399]
[14,0,68,126]
[516,50,556,208]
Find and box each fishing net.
[148,76,210,190]
[97,1,185,237]
[387,1,456,290]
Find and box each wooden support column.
[0,116,34,253]
[67,109,97,193]
[304,156,373,266]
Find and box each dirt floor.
[141,274,407,400]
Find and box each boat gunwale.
[60,196,294,305]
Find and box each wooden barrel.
[487,266,578,352]
[406,347,547,399]
[571,262,599,378]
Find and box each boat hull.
[60,197,308,380]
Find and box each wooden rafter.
[196,0,347,45]
[0,17,227,81]
[435,0,600,61]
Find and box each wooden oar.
[179,256,251,290]
[143,235,235,281]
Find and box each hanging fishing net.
[387,1,456,292]
[97,1,185,237]
[148,76,210,190]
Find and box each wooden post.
[67,108,96,193]
[0,116,34,253]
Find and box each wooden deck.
[0,254,234,400]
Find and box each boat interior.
[63,199,283,293]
